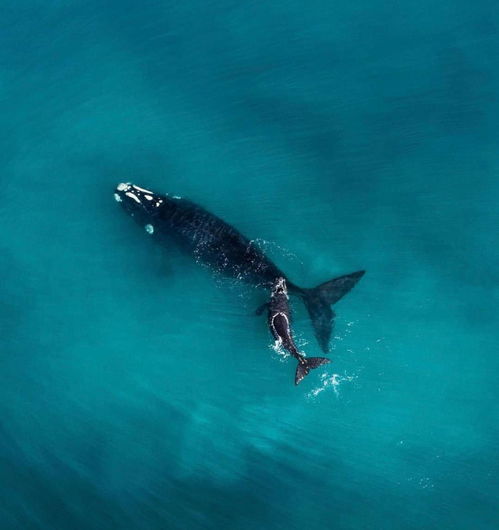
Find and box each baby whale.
[114,183,364,353]
[266,278,330,384]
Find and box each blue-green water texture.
[1,1,499,529]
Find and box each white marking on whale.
[132,185,153,194]
[114,182,365,355]
[125,192,141,204]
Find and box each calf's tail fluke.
[295,356,330,385]
[301,270,365,353]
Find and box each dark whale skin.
[152,196,296,290]
[115,183,364,353]
[266,278,330,384]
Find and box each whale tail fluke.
[301,270,365,353]
[295,357,330,385]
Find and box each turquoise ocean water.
[1,2,498,529]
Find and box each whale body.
[114,183,364,353]
[267,277,330,384]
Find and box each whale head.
[271,277,288,298]
[114,183,165,222]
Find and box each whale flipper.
[302,270,365,353]
[295,357,330,385]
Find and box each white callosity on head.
[117,182,131,191]
[271,277,289,299]
[145,194,153,201]
[145,224,154,235]
[125,191,141,204]
[114,193,122,202]
[132,185,153,194]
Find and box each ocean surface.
[1,1,498,529]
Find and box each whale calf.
[266,278,330,384]
[114,183,364,353]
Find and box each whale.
[114,182,364,353]
[266,278,330,384]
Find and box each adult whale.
[114,183,364,352]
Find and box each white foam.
[306,371,358,400]
[270,339,289,360]
[114,193,122,202]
